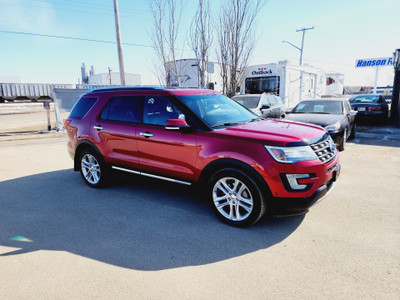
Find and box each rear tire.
[79,148,109,188]
[208,168,266,227]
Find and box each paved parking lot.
[0,129,399,299]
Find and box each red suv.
[65,87,340,227]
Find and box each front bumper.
[269,164,340,215]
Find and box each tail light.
[368,107,381,111]
[64,119,71,127]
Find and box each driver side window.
[143,96,185,126]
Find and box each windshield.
[245,76,280,95]
[349,95,379,104]
[178,94,257,128]
[292,101,343,115]
[232,96,260,109]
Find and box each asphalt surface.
[0,126,399,299]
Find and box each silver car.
[232,93,285,119]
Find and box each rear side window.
[100,96,141,123]
[70,97,97,118]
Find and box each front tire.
[349,123,356,140]
[208,168,266,227]
[79,148,109,188]
[338,128,347,151]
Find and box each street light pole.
[282,26,314,66]
[282,27,314,103]
[113,0,126,86]
[296,27,314,65]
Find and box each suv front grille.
[310,137,337,164]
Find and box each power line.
[0,29,193,54]
[0,29,154,48]
[27,0,150,18]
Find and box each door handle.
[140,132,153,138]
[93,125,103,131]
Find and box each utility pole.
[113,0,126,86]
[282,26,314,102]
[108,67,112,85]
[296,27,314,65]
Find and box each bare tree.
[149,0,182,86]
[217,0,264,97]
[190,0,212,89]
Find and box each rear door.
[136,95,198,181]
[91,95,141,169]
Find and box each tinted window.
[143,96,186,126]
[69,97,97,118]
[100,96,141,123]
[245,76,280,95]
[350,95,379,104]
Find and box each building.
[88,73,141,86]
[81,62,141,86]
[166,59,223,93]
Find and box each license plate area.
[358,107,366,112]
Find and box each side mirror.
[348,110,357,116]
[165,119,193,133]
[285,109,292,114]
[385,99,392,104]
[260,105,270,111]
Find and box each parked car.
[349,94,389,123]
[284,99,357,151]
[65,87,340,227]
[232,93,285,119]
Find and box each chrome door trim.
[112,166,192,186]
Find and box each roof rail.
[89,86,164,93]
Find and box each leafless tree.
[149,0,182,86]
[190,0,212,89]
[217,0,264,97]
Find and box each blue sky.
[0,0,398,86]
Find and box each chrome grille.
[310,137,337,164]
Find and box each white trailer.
[240,60,326,108]
[166,59,224,93]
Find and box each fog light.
[284,173,314,191]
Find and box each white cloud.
[0,0,56,32]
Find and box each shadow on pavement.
[0,169,304,270]
[350,124,400,148]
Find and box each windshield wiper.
[247,117,262,123]
[210,122,244,128]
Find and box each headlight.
[265,145,318,164]
[324,122,341,132]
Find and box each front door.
[136,95,198,181]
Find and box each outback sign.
[355,57,393,68]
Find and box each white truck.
[240,60,326,109]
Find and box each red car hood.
[213,119,327,146]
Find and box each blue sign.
[355,57,393,68]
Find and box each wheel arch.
[198,158,272,196]
[74,140,103,171]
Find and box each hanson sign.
[355,57,393,68]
